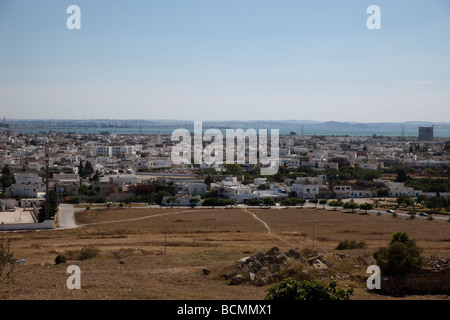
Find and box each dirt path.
[243,208,295,247]
[77,208,216,227]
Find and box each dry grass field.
[0,206,449,300]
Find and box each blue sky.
[0,0,449,122]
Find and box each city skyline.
[1,0,450,122]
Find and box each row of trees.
[279,198,374,213]
[397,194,450,213]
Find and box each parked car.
[419,212,428,217]
[386,209,395,213]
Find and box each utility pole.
[164,218,168,255]
[312,220,317,250]
[45,145,49,220]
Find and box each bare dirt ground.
[0,206,449,300]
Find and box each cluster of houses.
[0,130,449,211]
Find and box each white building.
[291,183,319,199]
[93,145,139,157]
[333,185,353,199]
[174,181,207,196]
[254,178,267,186]
[6,173,46,198]
[148,159,172,168]
[218,185,256,204]
[373,179,422,198]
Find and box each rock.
[256,276,269,287]
[265,247,279,256]
[255,252,265,262]
[223,271,236,280]
[312,259,328,270]
[15,259,27,266]
[237,257,251,265]
[230,274,244,285]
[276,254,287,264]
[307,254,323,263]
[249,272,256,282]
[286,249,301,260]
[202,268,211,275]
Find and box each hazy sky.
[0,0,449,122]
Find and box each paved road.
[57,204,79,229]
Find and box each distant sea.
[11,126,450,138]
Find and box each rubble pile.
[224,246,334,286]
[426,256,449,270]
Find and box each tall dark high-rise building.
[418,126,433,141]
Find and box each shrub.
[335,240,367,250]
[262,197,276,206]
[0,237,14,283]
[265,278,353,301]
[54,254,67,265]
[79,245,100,260]
[247,198,262,206]
[373,232,424,276]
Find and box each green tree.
[38,190,58,222]
[359,202,373,214]
[166,197,178,208]
[329,200,343,211]
[319,199,328,209]
[395,168,409,183]
[397,194,412,208]
[297,199,306,208]
[373,232,424,276]
[415,194,428,206]
[263,197,276,207]
[309,199,319,208]
[204,175,213,189]
[0,165,15,189]
[223,199,237,208]
[202,197,221,207]
[225,164,242,176]
[424,196,444,213]
[343,201,359,213]
[265,279,353,301]
[189,198,200,207]
[377,188,389,199]
[247,198,261,206]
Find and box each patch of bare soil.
[0,207,449,300]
